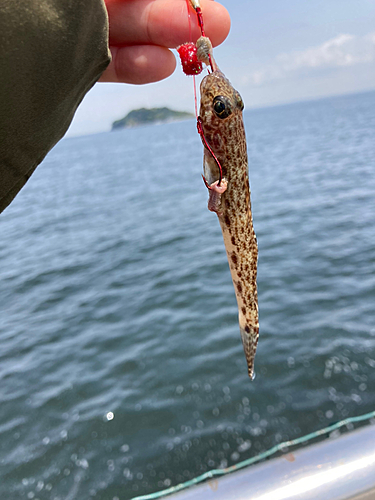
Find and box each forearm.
[0,0,110,213]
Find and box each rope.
[131,409,375,500]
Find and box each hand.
[100,0,230,84]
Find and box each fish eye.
[213,96,231,119]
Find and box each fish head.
[199,70,244,132]
[199,71,246,183]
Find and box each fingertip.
[199,0,231,47]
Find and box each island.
[112,107,194,129]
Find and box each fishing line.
[185,0,199,117]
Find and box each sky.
[67,0,375,136]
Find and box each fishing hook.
[197,117,223,189]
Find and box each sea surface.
[1,90,375,500]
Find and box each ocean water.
[1,90,375,500]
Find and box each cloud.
[243,32,375,86]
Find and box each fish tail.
[239,324,259,380]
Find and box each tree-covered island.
[112,107,194,129]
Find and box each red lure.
[177,1,209,76]
[177,43,203,76]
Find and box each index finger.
[105,0,231,48]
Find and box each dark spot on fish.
[245,325,251,333]
[225,199,230,209]
[213,134,222,149]
[231,253,238,265]
[224,214,231,227]
[241,307,246,315]
[237,282,243,294]
[231,236,236,245]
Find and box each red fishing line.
[186,0,192,41]
[197,118,223,187]
[183,0,199,116]
[195,7,205,36]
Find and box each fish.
[197,38,259,379]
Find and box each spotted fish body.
[199,70,259,379]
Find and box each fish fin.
[239,324,259,380]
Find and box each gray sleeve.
[0,0,111,213]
